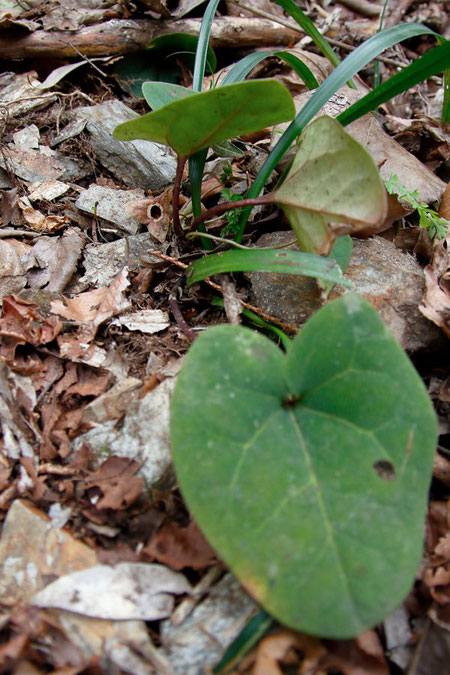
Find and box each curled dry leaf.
[252,629,325,675]
[0,295,61,360]
[438,181,450,222]
[142,518,217,571]
[18,196,68,232]
[50,267,131,343]
[83,457,144,511]
[32,562,192,621]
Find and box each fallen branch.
[0,17,300,59]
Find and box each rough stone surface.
[72,377,176,489]
[0,499,161,673]
[73,100,177,192]
[75,184,144,235]
[0,499,97,606]
[76,232,160,290]
[161,574,258,675]
[246,232,443,353]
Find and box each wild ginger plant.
[112,0,449,641]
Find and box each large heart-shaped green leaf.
[170,294,436,638]
[113,80,295,159]
[273,116,388,255]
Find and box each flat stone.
[73,377,176,489]
[73,101,177,192]
[246,232,443,353]
[76,232,160,290]
[161,574,258,675]
[0,499,98,607]
[0,499,163,672]
[75,185,144,235]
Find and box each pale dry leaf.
[438,181,450,221]
[419,266,450,338]
[18,196,67,232]
[51,288,108,323]
[32,563,192,621]
[253,629,324,675]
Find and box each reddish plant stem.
[172,156,187,239]
[190,193,274,232]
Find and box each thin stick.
[190,194,273,231]
[147,249,298,333]
[172,156,187,238]
[230,0,408,68]
[169,286,197,342]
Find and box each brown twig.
[169,284,197,342]
[190,194,274,232]
[147,250,298,333]
[172,156,187,239]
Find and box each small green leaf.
[170,294,437,638]
[142,81,194,110]
[113,79,295,159]
[273,116,387,254]
[147,33,217,74]
[187,247,352,287]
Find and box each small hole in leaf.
[373,460,396,481]
[150,204,162,219]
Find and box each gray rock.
[73,100,177,192]
[75,184,144,235]
[246,232,443,353]
[161,574,258,675]
[72,377,176,489]
[76,232,160,290]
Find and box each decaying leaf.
[273,116,388,254]
[142,519,217,571]
[50,267,131,343]
[0,295,61,360]
[32,562,191,621]
[83,457,144,511]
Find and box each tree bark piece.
[337,0,381,18]
[0,17,300,59]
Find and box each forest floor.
[0,0,449,673]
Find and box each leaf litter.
[0,1,448,673]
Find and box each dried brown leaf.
[438,181,450,221]
[84,457,144,511]
[142,519,217,571]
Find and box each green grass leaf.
[113,79,295,159]
[192,0,221,91]
[338,39,450,127]
[222,51,319,90]
[187,247,352,286]
[170,294,437,638]
[273,116,387,253]
[273,0,341,69]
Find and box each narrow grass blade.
[212,610,274,674]
[222,51,319,90]
[189,0,220,229]
[235,22,436,242]
[273,0,340,68]
[192,0,221,92]
[187,248,352,286]
[338,40,450,127]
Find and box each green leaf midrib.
[288,409,365,633]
